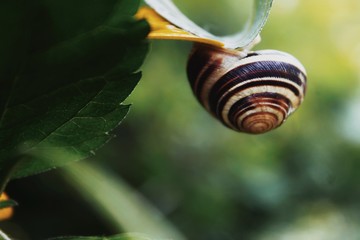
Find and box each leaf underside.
[144,0,273,49]
[0,0,149,179]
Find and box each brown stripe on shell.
[186,45,307,134]
[210,60,306,94]
[240,111,280,134]
[208,60,306,116]
[226,93,288,119]
[224,92,291,129]
[187,47,213,87]
[233,104,287,132]
[187,44,246,111]
[192,59,223,101]
[213,79,301,118]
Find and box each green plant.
[0,0,274,239]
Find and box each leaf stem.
[0,155,22,194]
[64,162,187,240]
[0,229,11,240]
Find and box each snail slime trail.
[187,44,307,134]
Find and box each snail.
[187,44,307,134]
[136,4,307,134]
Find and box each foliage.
[2,0,360,240]
[110,1,360,239]
[63,162,185,240]
[0,0,149,182]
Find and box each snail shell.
[187,44,307,134]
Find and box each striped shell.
[187,44,307,134]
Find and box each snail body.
[187,44,307,134]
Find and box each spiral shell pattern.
[187,44,307,134]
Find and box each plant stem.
[0,229,11,240]
[0,155,22,194]
[64,162,187,240]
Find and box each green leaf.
[243,0,274,47]
[62,162,186,240]
[0,199,17,209]
[49,233,163,240]
[144,0,273,49]
[0,0,149,179]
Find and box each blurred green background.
[3,0,360,239]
